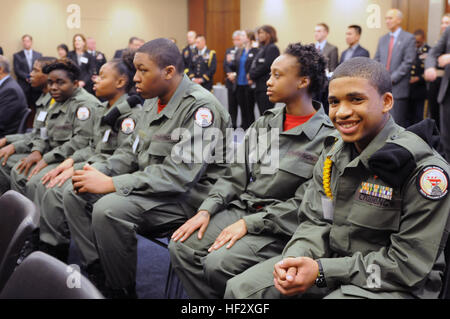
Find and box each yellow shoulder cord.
[48,98,56,109]
[323,157,333,200]
[208,50,216,68]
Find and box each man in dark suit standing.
[425,25,450,161]
[374,9,416,128]
[314,23,339,72]
[224,30,243,129]
[340,25,370,64]
[113,37,144,59]
[13,34,42,106]
[0,56,27,137]
[182,31,198,74]
[86,37,107,75]
[0,47,3,55]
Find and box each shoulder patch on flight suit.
[194,107,214,128]
[121,118,136,135]
[417,166,449,200]
[76,106,90,121]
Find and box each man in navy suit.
[374,9,416,128]
[13,35,42,106]
[0,56,27,137]
[340,25,370,64]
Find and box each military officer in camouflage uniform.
[9,59,101,201]
[62,38,230,298]
[169,43,335,299]
[188,35,217,91]
[0,57,56,194]
[226,57,450,299]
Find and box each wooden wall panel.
[393,0,429,35]
[188,0,206,35]
[188,0,240,85]
[206,0,240,84]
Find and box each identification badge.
[321,196,334,221]
[37,111,48,122]
[102,129,111,143]
[132,136,140,154]
[80,57,88,64]
[40,127,48,140]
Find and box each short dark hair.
[348,25,362,35]
[258,25,278,43]
[36,57,57,69]
[57,44,69,54]
[317,23,329,33]
[137,38,184,74]
[42,58,81,82]
[414,29,425,38]
[129,37,139,44]
[284,43,327,95]
[331,57,392,95]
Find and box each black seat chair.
[0,251,104,299]
[148,237,185,299]
[440,236,450,299]
[17,108,31,134]
[0,190,39,291]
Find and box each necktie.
[386,35,395,71]
[26,51,32,71]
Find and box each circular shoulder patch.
[76,107,90,121]
[194,107,214,128]
[417,166,449,200]
[121,118,136,135]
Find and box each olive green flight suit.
[225,117,450,299]
[9,88,101,201]
[63,75,231,290]
[168,102,335,298]
[39,94,143,248]
[0,92,53,194]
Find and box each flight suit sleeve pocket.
[148,142,174,157]
[278,161,314,179]
[52,129,72,142]
[348,201,401,232]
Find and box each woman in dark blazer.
[67,34,96,94]
[249,25,280,115]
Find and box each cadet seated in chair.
[34,52,142,263]
[0,57,56,195]
[169,43,335,298]
[8,58,101,201]
[225,57,450,299]
[62,38,230,298]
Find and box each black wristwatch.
[315,260,327,288]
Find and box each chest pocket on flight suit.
[147,141,175,165]
[347,196,401,251]
[52,123,73,142]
